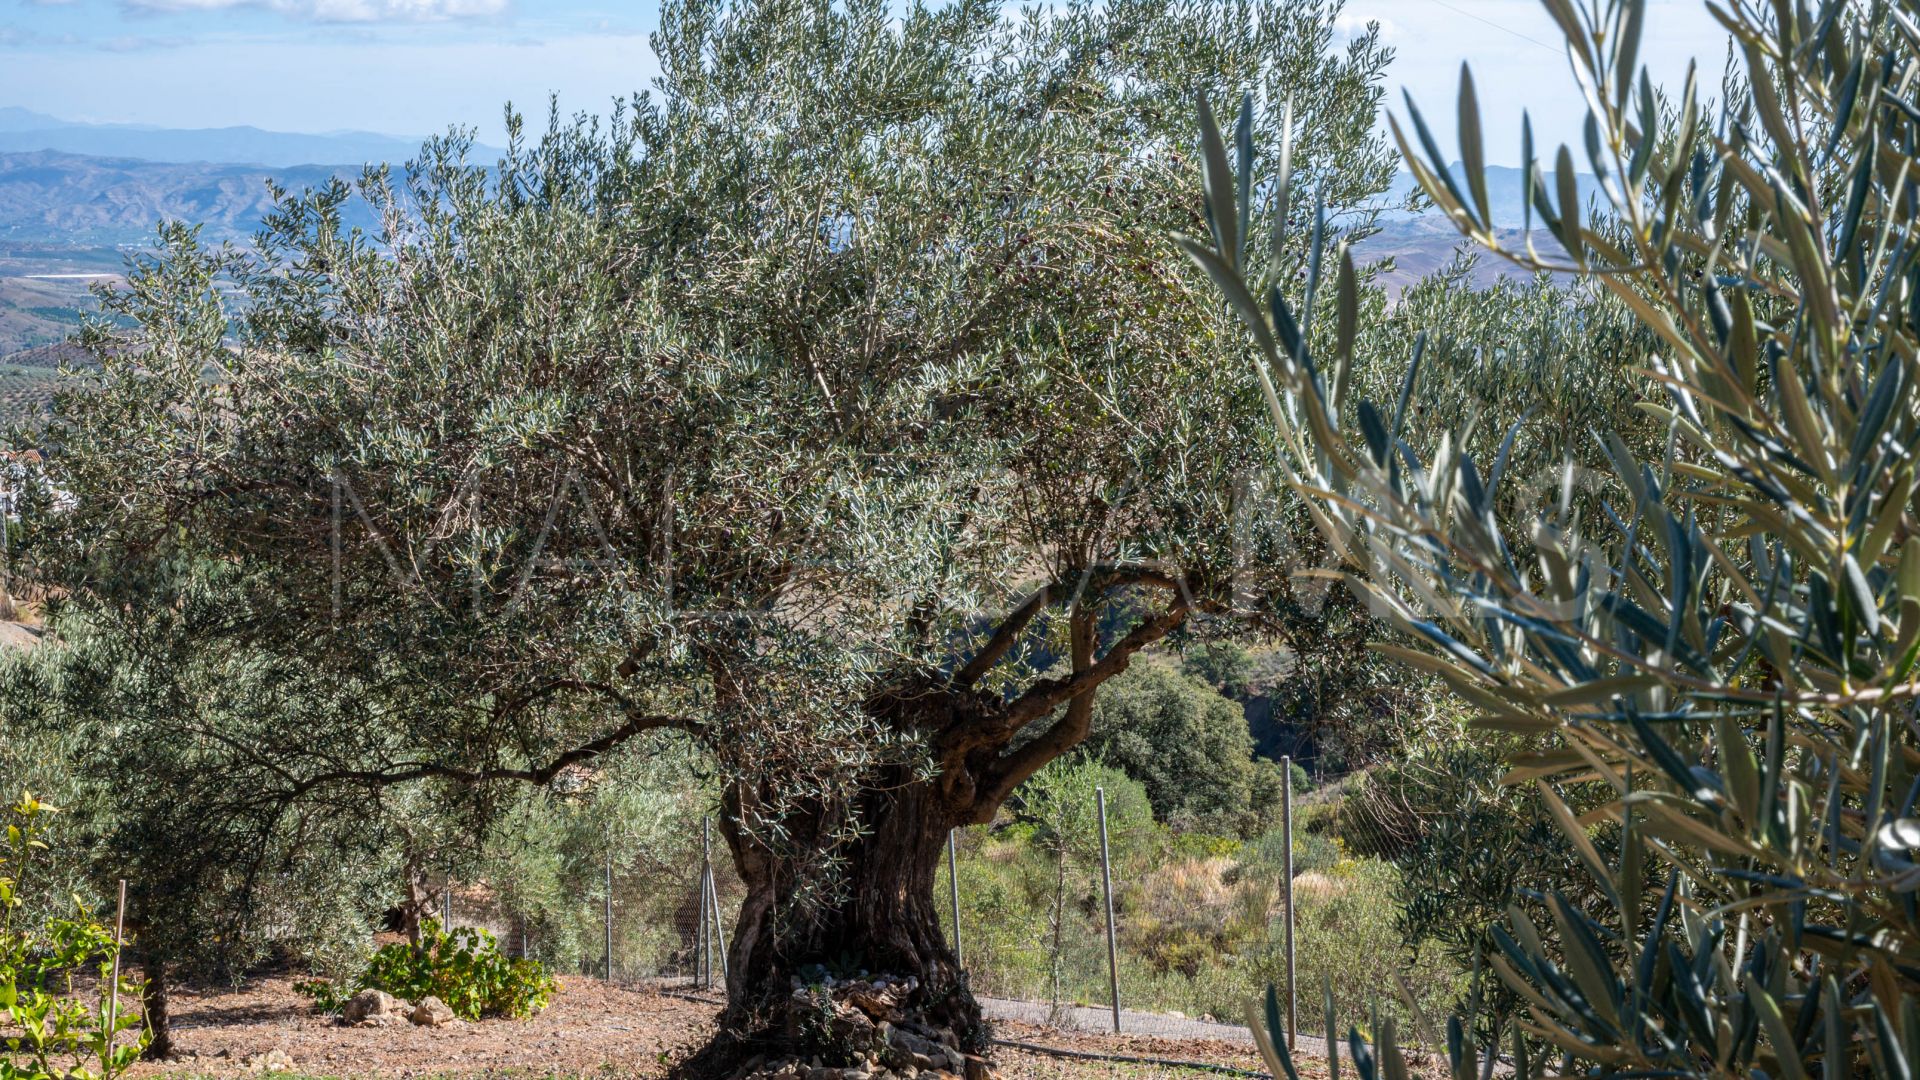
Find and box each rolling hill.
[0,150,377,246]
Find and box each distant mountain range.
[1381,163,1607,231]
[0,107,497,169]
[0,108,496,246]
[0,150,378,245]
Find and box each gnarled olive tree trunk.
[720,753,979,1045]
[697,591,1189,1072]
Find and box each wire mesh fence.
[445,763,1468,1059]
[444,816,742,989]
[935,757,1467,1051]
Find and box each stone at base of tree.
[241,1048,295,1073]
[342,989,402,1027]
[409,996,457,1027]
[731,974,987,1080]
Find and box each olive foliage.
[23,0,1401,1037]
[36,0,1394,808]
[1199,0,1920,1074]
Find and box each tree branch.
[283,710,693,798]
[972,597,1189,812]
[953,584,1051,686]
[952,564,1209,688]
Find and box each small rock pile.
[240,1048,295,1073]
[341,988,461,1029]
[740,974,989,1080]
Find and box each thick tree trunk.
[401,865,433,946]
[683,592,1185,1077]
[722,775,976,1034]
[677,690,999,1078]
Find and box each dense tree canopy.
[20,0,1401,1054]
[0,573,399,1056]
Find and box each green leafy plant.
[1193,0,1920,1073]
[288,976,357,1015]
[298,919,555,1021]
[0,793,147,1080]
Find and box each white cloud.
[99,32,192,49]
[122,0,509,22]
[1334,12,1394,42]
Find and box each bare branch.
[284,710,693,797]
[972,598,1188,812]
[953,584,1051,686]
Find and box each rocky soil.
[126,974,1312,1079]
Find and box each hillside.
[0,251,116,431]
[0,151,377,246]
[1361,215,1574,294]
[0,343,94,431]
[0,364,59,430]
[0,270,114,354]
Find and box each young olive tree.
[28,0,1397,1054]
[1195,0,1920,1073]
[0,576,403,1058]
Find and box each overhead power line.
[1420,0,1563,55]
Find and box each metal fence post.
[706,862,730,989]
[1281,755,1297,1050]
[701,817,714,989]
[443,867,454,929]
[604,842,615,981]
[698,868,714,991]
[946,828,963,967]
[107,879,126,1053]
[1095,786,1121,1034]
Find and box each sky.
[0,0,1734,165]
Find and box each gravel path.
[980,997,1330,1062]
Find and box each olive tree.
[1194,0,1920,1072]
[29,0,1396,1055]
[0,575,401,1057]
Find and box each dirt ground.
[138,976,704,1079]
[130,976,1312,1080]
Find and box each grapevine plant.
[298,919,555,1021]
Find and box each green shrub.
[1078,658,1278,835]
[0,793,147,1080]
[299,919,555,1021]
[1163,829,1243,861]
[1234,825,1341,879]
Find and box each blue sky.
[0,0,1731,165]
